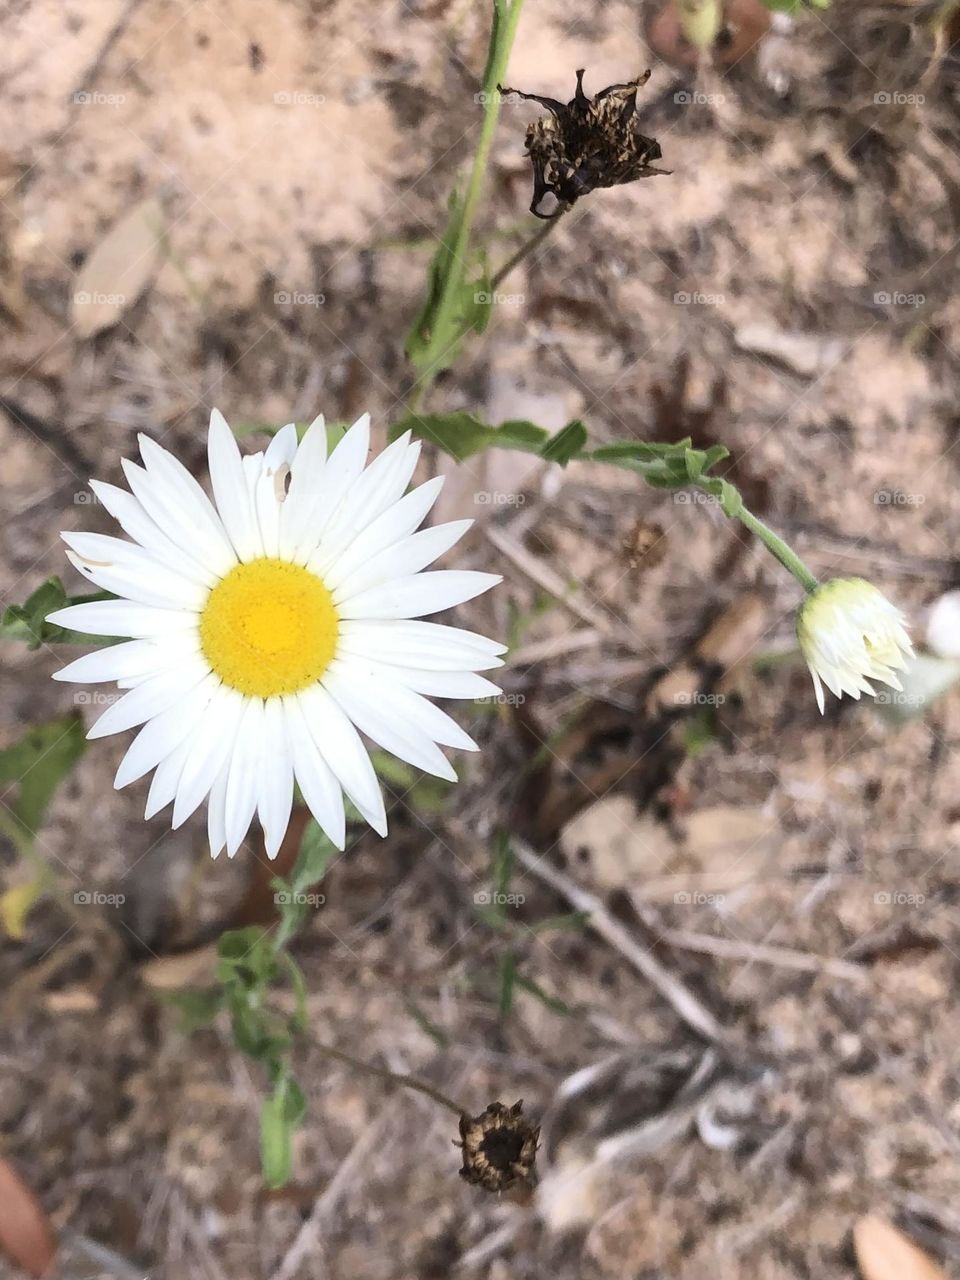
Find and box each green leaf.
[586,439,692,465]
[0,578,115,650]
[162,987,225,1032]
[390,411,550,462]
[405,191,492,376]
[261,1072,306,1189]
[291,820,340,895]
[493,831,514,899]
[540,420,587,467]
[515,973,569,1015]
[0,713,87,839]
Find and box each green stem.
[489,205,568,290]
[735,504,819,593]
[413,0,527,400]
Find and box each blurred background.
[3,0,960,1277]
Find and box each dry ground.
[3,0,960,1277]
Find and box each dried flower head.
[498,69,669,218]
[455,1100,540,1193]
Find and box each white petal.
[208,409,262,561]
[330,521,471,602]
[225,699,265,856]
[62,533,208,610]
[333,658,499,700]
[123,448,235,578]
[282,699,346,850]
[53,637,195,684]
[86,657,210,739]
[257,698,294,858]
[279,414,327,559]
[328,658,478,750]
[321,667,457,782]
[312,434,420,573]
[253,425,297,559]
[294,684,387,834]
[47,600,200,639]
[172,686,246,828]
[338,619,506,670]
[207,760,230,859]
[290,413,370,563]
[337,571,501,621]
[88,481,217,585]
[145,733,194,819]
[113,672,220,788]
[307,477,444,587]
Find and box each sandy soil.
[3,0,960,1277]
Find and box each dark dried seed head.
[455,1099,540,1193]
[498,69,669,218]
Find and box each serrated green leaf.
[390,411,551,462]
[540,420,587,466]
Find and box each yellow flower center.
[200,558,338,698]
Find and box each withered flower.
[455,1100,540,1193]
[498,69,669,218]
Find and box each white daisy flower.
[796,577,913,714]
[48,411,505,858]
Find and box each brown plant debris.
[455,1100,541,1194]
[497,69,669,218]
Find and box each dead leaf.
[70,196,166,339]
[0,1159,58,1278]
[139,944,218,991]
[854,1215,946,1280]
[0,874,45,939]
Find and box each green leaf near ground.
[0,713,87,839]
[261,1072,307,1189]
[0,578,115,650]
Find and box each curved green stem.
[735,504,819,593]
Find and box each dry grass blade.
[512,840,727,1045]
[0,1158,57,1278]
[854,1215,947,1280]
